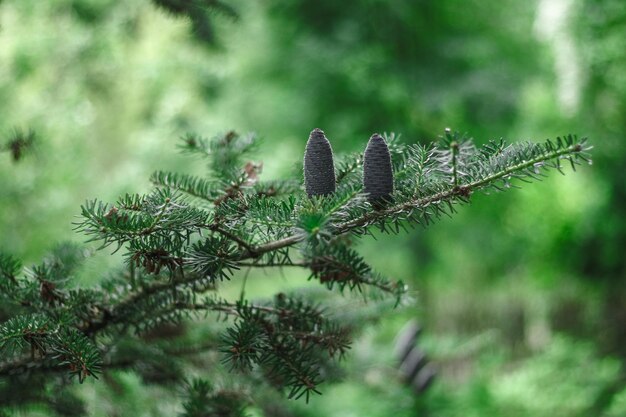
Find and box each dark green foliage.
[0,378,86,417]
[306,242,406,304]
[181,378,249,417]
[337,134,590,236]
[0,253,21,284]
[151,170,225,201]
[0,314,101,383]
[0,128,589,415]
[221,296,351,401]
[1,128,36,162]
[76,189,208,258]
[47,389,87,417]
[151,0,238,46]
[179,131,257,182]
[185,236,239,279]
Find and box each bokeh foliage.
[1,0,625,416]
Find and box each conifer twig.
[0,130,591,406]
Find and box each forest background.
[1,0,625,416]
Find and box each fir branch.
[233,136,589,262]
[49,328,101,383]
[0,314,50,354]
[1,128,36,162]
[151,0,239,47]
[180,378,248,417]
[0,129,591,407]
[335,152,362,184]
[334,135,589,233]
[0,253,21,285]
[0,315,101,382]
[220,296,350,402]
[151,170,224,202]
[208,225,257,256]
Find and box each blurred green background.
[1,0,625,416]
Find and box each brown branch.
[209,224,258,256]
[236,261,309,268]
[238,233,304,260]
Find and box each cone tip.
[369,133,385,142]
[308,128,328,144]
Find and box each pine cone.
[304,128,336,197]
[363,133,394,206]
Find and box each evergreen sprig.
[220,295,352,401]
[1,128,36,162]
[180,378,248,417]
[0,253,21,285]
[0,129,590,415]
[0,314,101,383]
[151,0,239,46]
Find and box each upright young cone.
[304,128,336,197]
[363,133,394,206]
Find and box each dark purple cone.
[363,133,394,206]
[394,320,422,363]
[399,348,427,382]
[304,128,336,197]
[414,365,436,394]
